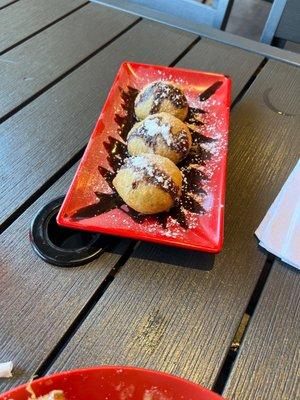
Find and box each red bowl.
[0,366,225,400]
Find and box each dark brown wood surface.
[224,261,300,400]
[91,0,300,67]
[176,37,263,100]
[0,163,131,393]
[0,3,137,118]
[0,19,196,227]
[0,0,87,53]
[0,27,264,228]
[47,61,300,391]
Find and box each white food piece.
[0,361,13,378]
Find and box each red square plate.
[57,62,231,252]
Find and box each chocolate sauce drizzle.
[71,192,122,220]
[71,81,222,229]
[199,81,223,101]
[186,106,206,126]
[136,82,188,114]
[122,157,180,200]
[128,116,190,158]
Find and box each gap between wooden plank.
[29,44,268,380]
[5,38,206,378]
[0,16,143,233]
[0,0,20,11]
[0,38,266,235]
[0,17,141,125]
[34,241,139,378]
[0,1,89,55]
[0,24,196,234]
[223,260,300,400]
[0,147,86,234]
[39,54,270,382]
[202,58,273,393]
[91,0,300,67]
[37,59,299,390]
[231,59,268,108]
[169,37,201,67]
[212,254,275,394]
[0,161,134,393]
[210,60,273,389]
[0,23,199,391]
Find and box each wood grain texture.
[0,0,18,8]
[48,61,300,387]
[176,37,263,100]
[0,3,137,118]
[0,0,87,53]
[224,261,300,400]
[0,19,195,227]
[0,163,131,393]
[92,0,300,67]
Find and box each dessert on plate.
[113,154,182,214]
[127,112,192,164]
[134,81,188,121]
[113,81,195,214]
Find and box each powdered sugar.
[122,155,180,199]
[137,117,172,146]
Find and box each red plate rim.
[0,366,225,399]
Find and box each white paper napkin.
[255,160,300,270]
[281,207,300,269]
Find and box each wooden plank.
[224,261,300,400]
[48,62,300,387]
[0,0,18,8]
[0,0,87,53]
[0,3,137,118]
[0,163,132,393]
[91,0,300,67]
[0,20,196,227]
[176,37,263,100]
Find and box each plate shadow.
[131,241,215,271]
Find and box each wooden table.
[1,1,299,399]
